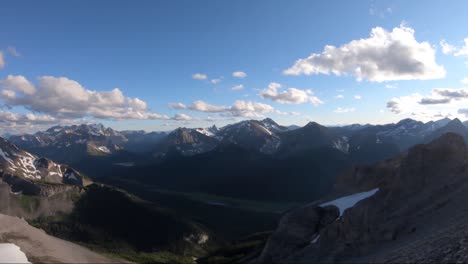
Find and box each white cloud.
[172,113,192,120]
[440,40,457,55]
[455,38,468,57]
[461,78,468,84]
[0,75,169,121]
[211,78,222,84]
[182,100,275,118]
[334,107,356,113]
[168,102,187,109]
[192,73,208,80]
[189,100,227,113]
[232,71,247,78]
[284,25,445,82]
[1,75,35,95]
[230,100,274,117]
[259,82,323,105]
[0,52,4,69]
[7,47,20,57]
[335,94,344,99]
[387,93,424,114]
[354,95,362,100]
[231,84,244,91]
[387,88,468,121]
[0,111,59,125]
[0,111,75,134]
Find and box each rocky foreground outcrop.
[259,133,468,263]
[0,213,123,263]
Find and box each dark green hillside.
[110,144,350,203]
[32,184,215,262]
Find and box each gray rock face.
[258,133,468,263]
[258,205,338,263]
[0,136,88,199]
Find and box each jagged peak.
[304,121,323,128]
[397,118,421,126]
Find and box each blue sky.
[1,0,468,133]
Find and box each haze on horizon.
[1,0,468,134]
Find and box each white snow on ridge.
[0,243,31,263]
[195,128,215,137]
[97,146,111,153]
[320,188,380,216]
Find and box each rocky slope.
[153,127,220,157]
[0,136,88,195]
[0,213,122,263]
[259,133,468,263]
[217,118,288,154]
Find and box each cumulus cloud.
[335,94,344,99]
[168,102,187,110]
[455,38,468,57]
[211,78,222,84]
[440,40,457,55]
[461,78,468,84]
[440,38,468,57]
[0,111,59,125]
[232,71,247,78]
[172,113,192,120]
[387,88,468,120]
[334,107,355,113]
[387,93,424,114]
[0,52,4,69]
[0,75,169,121]
[192,73,208,80]
[0,111,75,134]
[417,88,468,105]
[259,82,323,105]
[230,100,274,117]
[177,100,275,118]
[284,25,445,82]
[354,95,362,100]
[231,84,244,91]
[189,100,227,113]
[1,75,35,95]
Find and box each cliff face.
[259,133,468,263]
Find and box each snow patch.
[0,244,30,263]
[97,146,111,153]
[320,188,380,216]
[311,234,320,244]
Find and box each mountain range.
[4,117,468,262]
[7,117,468,203]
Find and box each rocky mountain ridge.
[259,132,468,263]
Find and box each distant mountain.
[120,130,167,153]
[217,118,288,154]
[278,122,348,156]
[424,118,468,143]
[9,124,127,163]
[259,133,468,263]
[153,127,220,157]
[0,136,88,196]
